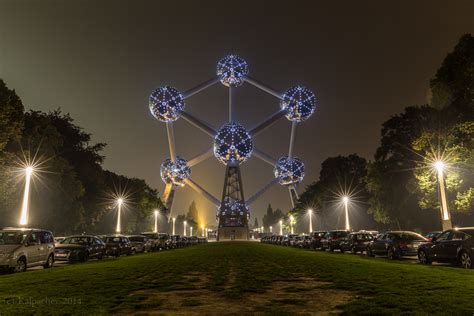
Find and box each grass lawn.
[0,242,473,315]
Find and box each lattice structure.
[148,54,317,240]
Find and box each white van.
[0,228,55,272]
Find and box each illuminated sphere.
[149,86,184,122]
[216,54,249,87]
[280,85,316,122]
[274,156,305,185]
[214,122,253,165]
[160,156,191,186]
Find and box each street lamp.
[279,219,283,235]
[270,225,273,233]
[308,209,313,233]
[261,226,264,233]
[201,224,205,237]
[190,226,193,236]
[172,217,176,235]
[289,215,294,234]
[183,220,187,236]
[434,160,452,230]
[154,209,159,233]
[343,196,350,231]
[19,166,34,226]
[116,198,124,234]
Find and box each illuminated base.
[217,227,249,241]
[442,219,452,231]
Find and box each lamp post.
[343,196,350,231]
[308,209,313,233]
[183,220,187,236]
[201,224,205,237]
[261,226,264,234]
[172,217,176,235]
[270,226,273,233]
[116,198,124,234]
[19,166,34,226]
[279,220,283,235]
[190,226,193,236]
[435,161,452,230]
[154,210,159,233]
[289,215,294,234]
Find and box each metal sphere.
[149,86,185,122]
[160,156,191,186]
[214,122,253,165]
[274,156,305,185]
[216,54,249,87]
[280,85,316,122]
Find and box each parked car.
[140,232,160,251]
[282,234,298,246]
[0,227,55,273]
[309,231,327,249]
[103,235,133,257]
[300,235,312,248]
[367,231,427,259]
[424,231,442,241]
[321,230,350,251]
[158,233,172,250]
[170,235,182,248]
[127,235,152,253]
[418,228,474,269]
[340,232,374,254]
[54,235,106,262]
[290,235,302,247]
[54,236,65,244]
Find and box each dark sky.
[0,0,473,226]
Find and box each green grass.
[0,242,473,315]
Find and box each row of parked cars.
[0,227,207,273]
[261,227,474,269]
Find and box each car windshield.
[61,237,91,245]
[105,237,122,243]
[356,234,373,241]
[0,231,28,245]
[129,237,144,242]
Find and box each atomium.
[274,156,305,185]
[280,85,316,122]
[149,86,185,122]
[214,122,253,165]
[216,54,249,87]
[160,156,191,186]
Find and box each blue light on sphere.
[216,54,249,87]
[274,156,305,185]
[160,156,191,186]
[280,85,316,122]
[214,122,253,165]
[149,86,184,122]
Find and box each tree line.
[0,82,163,235]
[290,34,473,232]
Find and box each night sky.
[1,0,473,226]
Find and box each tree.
[253,217,259,229]
[262,204,285,228]
[187,200,199,222]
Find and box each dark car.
[321,230,350,251]
[170,235,182,248]
[158,233,172,250]
[103,235,133,257]
[54,235,106,262]
[367,231,427,259]
[424,231,442,241]
[140,232,160,251]
[418,228,474,269]
[340,232,374,254]
[309,231,327,249]
[127,235,152,253]
[282,234,298,246]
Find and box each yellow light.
[434,160,445,174]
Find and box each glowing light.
[183,220,187,236]
[149,86,185,122]
[172,217,176,235]
[190,226,193,236]
[154,210,159,233]
[160,156,191,186]
[433,160,451,223]
[342,196,350,231]
[279,220,283,235]
[308,209,313,233]
[214,122,253,165]
[19,166,35,226]
[201,224,205,237]
[289,215,295,234]
[216,54,249,87]
[434,160,445,174]
[281,85,316,122]
[270,225,273,233]
[274,156,305,185]
[116,198,124,233]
